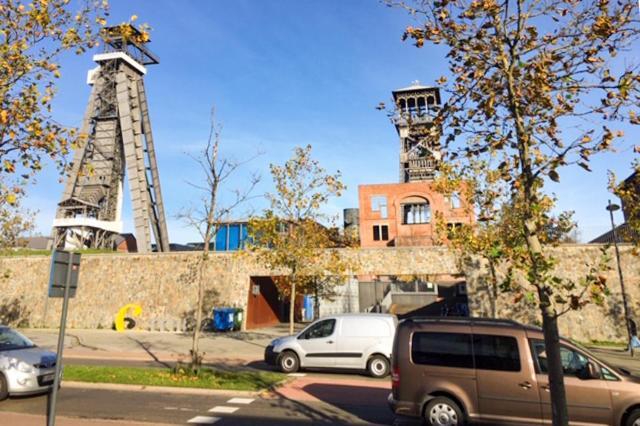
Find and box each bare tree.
[177,107,261,371]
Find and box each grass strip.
[63,365,285,391]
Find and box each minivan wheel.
[367,355,390,378]
[278,351,299,373]
[424,397,464,426]
[0,373,8,401]
[626,409,640,426]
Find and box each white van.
[264,314,397,378]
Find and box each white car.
[0,326,58,400]
[264,314,397,378]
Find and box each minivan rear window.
[412,332,473,368]
[473,334,521,372]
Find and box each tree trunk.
[504,22,569,423]
[539,289,569,426]
[488,259,498,318]
[190,255,206,371]
[525,218,569,426]
[289,276,296,335]
[314,285,320,321]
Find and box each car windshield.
[0,328,36,351]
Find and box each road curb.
[63,353,257,364]
[62,380,261,396]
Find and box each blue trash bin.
[213,307,235,331]
[303,296,314,321]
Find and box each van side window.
[530,340,594,378]
[473,334,521,372]
[412,332,473,369]
[301,319,336,340]
[601,367,620,381]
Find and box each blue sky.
[24,0,639,243]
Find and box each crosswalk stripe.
[208,406,239,414]
[187,416,220,424]
[227,397,255,404]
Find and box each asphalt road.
[0,373,411,425]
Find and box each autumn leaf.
[577,162,592,172]
[5,194,17,206]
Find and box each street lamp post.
[606,200,633,356]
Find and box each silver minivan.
[264,314,397,378]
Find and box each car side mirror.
[578,362,600,380]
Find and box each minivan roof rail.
[400,316,535,329]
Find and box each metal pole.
[47,252,74,426]
[608,200,633,356]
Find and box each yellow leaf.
[130,15,138,22]
[6,194,17,205]
[0,110,7,124]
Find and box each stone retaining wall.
[1,245,637,341]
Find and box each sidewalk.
[0,412,176,425]
[19,326,640,375]
[20,325,301,366]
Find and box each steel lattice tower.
[53,25,170,253]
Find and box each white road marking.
[208,406,239,414]
[187,416,220,424]
[163,406,178,410]
[227,397,255,404]
[288,373,306,377]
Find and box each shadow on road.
[252,381,393,425]
[126,337,173,369]
[302,383,392,424]
[265,388,361,424]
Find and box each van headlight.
[9,358,34,374]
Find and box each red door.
[246,277,281,329]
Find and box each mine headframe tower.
[53,25,170,253]
[392,83,442,183]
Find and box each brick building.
[358,181,471,247]
[358,83,473,248]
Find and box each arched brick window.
[401,196,431,224]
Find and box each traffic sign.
[48,250,80,298]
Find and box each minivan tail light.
[391,366,400,390]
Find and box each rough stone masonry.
[0,244,637,342]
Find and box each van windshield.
[569,339,632,377]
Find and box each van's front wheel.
[277,351,299,373]
[625,409,640,426]
[367,355,389,378]
[424,397,464,426]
